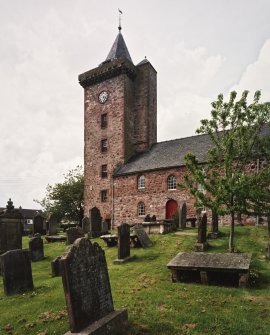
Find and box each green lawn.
[0,226,269,335]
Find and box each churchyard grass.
[0,226,269,335]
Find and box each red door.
[166,200,178,220]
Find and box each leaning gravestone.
[195,213,209,251]
[33,213,45,235]
[47,213,58,235]
[61,238,128,334]
[0,199,22,255]
[29,233,44,262]
[89,207,102,237]
[114,224,133,263]
[179,202,187,229]
[82,216,90,233]
[0,249,34,295]
[66,226,84,245]
[133,224,152,248]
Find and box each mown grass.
[0,226,269,335]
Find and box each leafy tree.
[182,91,270,252]
[35,166,84,225]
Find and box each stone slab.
[133,224,152,248]
[45,235,66,243]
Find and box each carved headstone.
[133,224,152,248]
[51,256,62,277]
[0,199,22,255]
[195,213,209,251]
[66,226,84,245]
[33,214,45,235]
[29,234,44,262]
[114,224,132,263]
[89,207,102,237]
[47,213,58,235]
[82,216,90,233]
[0,249,34,295]
[179,202,187,229]
[61,238,128,334]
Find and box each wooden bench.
[167,252,252,287]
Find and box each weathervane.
[118,8,123,31]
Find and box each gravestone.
[29,234,44,262]
[33,214,45,235]
[61,238,128,334]
[89,207,103,237]
[208,210,222,239]
[151,215,156,222]
[66,226,84,245]
[179,202,187,229]
[144,214,151,222]
[195,213,209,251]
[47,213,58,235]
[51,256,62,277]
[133,224,152,248]
[0,199,22,255]
[82,216,90,233]
[114,224,133,263]
[0,249,34,295]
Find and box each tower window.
[101,164,108,178]
[101,114,107,128]
[137,175,145,189]
[101,190,107,202]
[101,139,108,152]
[138,202,145,216]
[167,175,176,190]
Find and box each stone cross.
[29,233,44,262]
[179,202,187,229]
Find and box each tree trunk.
[229,212,235,253]
[268,215,270,239]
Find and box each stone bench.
[167,252,252,287]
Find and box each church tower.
[79,26,157,224]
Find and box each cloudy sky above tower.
[0,0,270,208]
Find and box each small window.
[101,139,108,152]
[101,164,107,178]
[101,190,107,202]
[138,175,145,189]
[101,114,107,128]
[167,175,176,190]
[138,202,145,216]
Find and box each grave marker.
[114,224,133,263]
[29,233,44,262]
[66,226,84,245]
[133,224,152,248]
[195,213,209,251]
[179,202,187,229]
[47,213,58,235]
[33,213,45,235]
[82,216,90,233]
[51,256,62,277]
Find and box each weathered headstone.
[89,207,102,237]
[102,220,109,233]
[82,216,90,233]
[51,256,62,277]
[61,238,128,334]
[114,224,133,263]
[47,213,58,235]
[179,202,187,229]
[144,214,151,222]
[208,210,222,239]
[0,249,34,295]
[29,234,44,262]
[0,199,22,255]
[133,224,152,248]
[151,215,156,222]
[195,213,209,251]
[33,213,45,235]
[66,226,84,245]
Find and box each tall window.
[138,202,145,216]
[101,114,107,128]
[101,164,107,178]
[137,175,145,189]
[101,190,107,202]
[167,175,176,190]
[101,139,108,152]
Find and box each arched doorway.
[166,199,178,220]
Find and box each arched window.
[137,175,145,189]
[167,175,176,190]
[138,202,145,216]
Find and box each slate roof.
[105,32,133,63]
[114,133,213,176]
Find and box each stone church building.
[79,28,226,226]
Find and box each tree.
[35,166,84,225]
[182,91,270,252]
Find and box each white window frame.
[167,175,176,190]
[138,175,145,189]
[138,202,145,216]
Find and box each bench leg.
[239,272,248,287]
[200,271,209,285]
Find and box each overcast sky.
[0,0,270,209]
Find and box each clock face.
[98,91,109,104]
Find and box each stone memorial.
[0,249,34,295]
[33,213,45,235]
[179,202,187,229]
[89,207,103,237]
[151,215,156,222]
[29,233,44,262]
[0,199,22,255]
[208,210,222,239]
[61,238,128,334]
[133,224,152,248]
[195,213,209,251]
[114,224,133,263]
[51,256,62,277]
[47,213,58,235]
[82,216,90,233]
[66,226,84,245]
[144,214,151,222]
